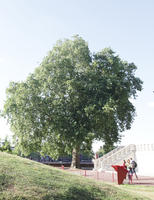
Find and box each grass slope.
[0,152,151,200]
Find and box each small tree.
[0,137,12,153]
[96,146,105,158]
[2,36,143,168]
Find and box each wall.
[135,144,154,176]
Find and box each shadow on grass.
[43,185,107,200]
[0,173,14,191]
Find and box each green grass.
[119,184,154,200]
[0,152,151,200]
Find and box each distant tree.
[96,146,104,158]
[0,137,12,153]
[96,144,117,157]
[2,36,143,168]
[103,143,116,154]
[96,143,119,158]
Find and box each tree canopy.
[2,35,143,167]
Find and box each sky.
[0,0,154,152]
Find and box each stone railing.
[94,144,136,171]
[100,146,124,160]
[136,144,154,151]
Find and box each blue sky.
[0,0,154,151]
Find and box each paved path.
[130,176,154,185]
[64,168,154,185]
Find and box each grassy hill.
[0,152,151,200]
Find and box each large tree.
[2,36,143,168]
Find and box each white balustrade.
[94,144,136,171]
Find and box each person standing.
[130,158,138,179]
[126,159,133,183]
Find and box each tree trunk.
[71,146,80,168]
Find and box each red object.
[61,165,64,170]
[112,165,128,184]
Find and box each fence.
[63,168,118,183]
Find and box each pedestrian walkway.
[130,176,154,185]
[64,168,154,185]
